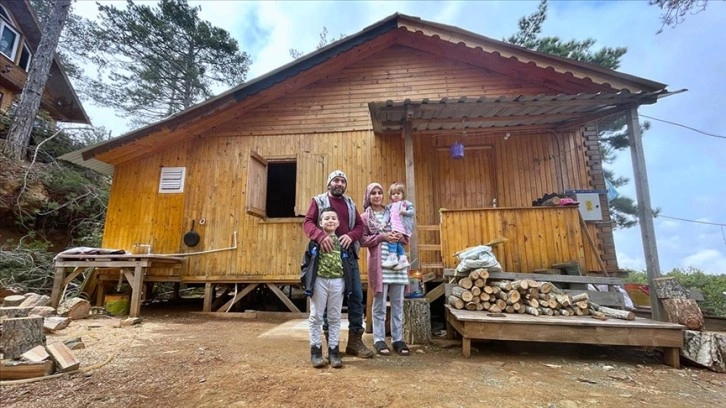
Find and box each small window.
[245,151,326,219]
[0,21,19,60]
[18,44,30,71]
[158,167,186,193]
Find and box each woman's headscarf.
[362,182,389,234]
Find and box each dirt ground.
[2,301,724,408]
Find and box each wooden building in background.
[63,14,673,312]
[0,0,88,123]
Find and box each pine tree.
[506,0,653,229]
[73,0,251,127]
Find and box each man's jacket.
[300,240,355,297]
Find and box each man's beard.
[329,187,345,197]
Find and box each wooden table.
[51,254,185,318]
[445,305,685,367]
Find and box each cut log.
[494,290,508,301]
[2,295,26,307]
[681,330,726,373]
[481,301,492,310]
[524,306,540,316]
[44,316,71,332]
[653,277,691,299]
[526,279,540,289]
[559,309,571,316]
[465,302,478,311]
[451,286,474,302]
[526,298,540,308]
[554,294,572,307]
[495,299,507,310]
[469,270,481,280]
[19,293,51,308]
[63,337,86,350]
[402,298,431,345]
[475,302,485,311]
[0,360,54,380]
[576,301,589,310]
[594,306,634,320]
[507,290,521,304]
[46,342,80,372]
[491,281,512,291]
[511,280,529,291]
[505,305,514,313]
[0,306,32,318]
[662,298,704,330]
[57,297,91,320]
[458,277,474,290]
[526,288,539,299]
[29,306,56,317]
[591,311,607,320]
[21,345,50,362]
[0,316,45,359]
[447,295,464,310]
[470,286,482,297]
[474,278,486,288]
[539,282,553,294]
[488,304,502,313]
[540,307,554,316]
[475,268,489,280]
[570,292,589,302]
[482,285,494,294]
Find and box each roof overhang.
[368,90,681,135]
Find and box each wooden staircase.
[416,224,443,275]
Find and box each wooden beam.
[403,121,419,270]
[266,283,301,313]
[626,107,665,322]
[424,283,446,302]
[217,283,259,312]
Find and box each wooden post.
[626,107,665,321]
[50,267,66,308]
[203,283,213,312]
[129,265,144,318]
[403,114,418,270]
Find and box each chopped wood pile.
[447,268,635,320]
[0,291,90,381]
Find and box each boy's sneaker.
[393,255,410,270]
[381,254,398,268]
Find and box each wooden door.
[434,146,497,212]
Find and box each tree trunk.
[681,330,726,373]
[57,297,91,320]
[0,316,45,359]
[2,0,72,161]
[403,298,430,345]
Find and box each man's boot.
[345,331,374,358]
[310,345,326,368]
[328,346,343,368]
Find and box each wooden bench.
[445,306,684,367]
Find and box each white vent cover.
[159,167,186,193]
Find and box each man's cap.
[327,170,347,186]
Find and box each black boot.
[310,345,325,368]
[345,331,374,358]
[328,346,343,368]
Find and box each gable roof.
[1,0,89,123]
[68,13,672,172]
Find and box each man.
[303,170,374,358]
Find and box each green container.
[104,293,130,316]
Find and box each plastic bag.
[455,245,502,273]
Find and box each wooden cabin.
[0,0,88,123]
[64,14,674,313]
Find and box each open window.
[245,151,325,219]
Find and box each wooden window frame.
[245,150,326,220]
[18,43,31,71]
[0,20,20,61]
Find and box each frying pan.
[184,220,200,247]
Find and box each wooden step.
[419,262,444,269]
[418,244,441,251]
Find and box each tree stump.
[19,293,51,308]
[662,298,704,330]
[0,316,45,359]
[403,298,431,345]
[681,330,726,373]
[653,277,691,299]
[2,295,26,307]
[57,297,91,320]
[0,307,32,318]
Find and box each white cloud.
[681,249,726,274]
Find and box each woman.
[360,182,411,356]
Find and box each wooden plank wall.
[439,207,586,273]
[100,43,614,280]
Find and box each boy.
[300,208,353,368]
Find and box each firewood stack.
[447,269,635,320]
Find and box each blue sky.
[73,1,726,274]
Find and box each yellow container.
[104,293,130,316]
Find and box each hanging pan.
[184,220,200,247]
